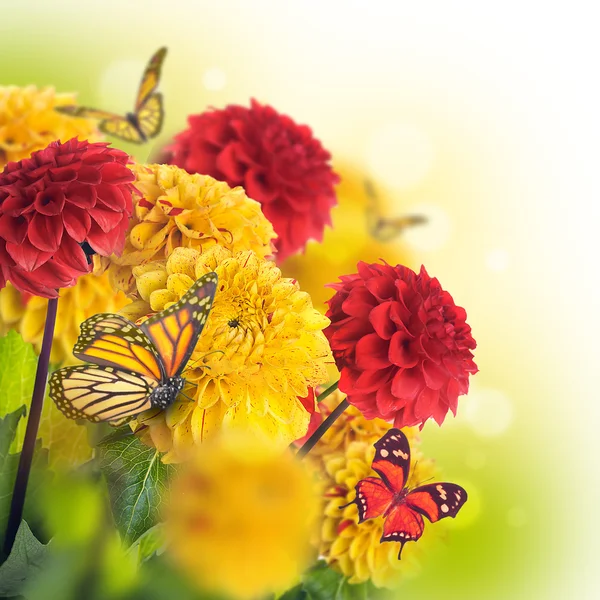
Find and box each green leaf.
[128,523,166,564]
[278,583,310,600]
[0,406,26,465]
[301,561,385,600]
[0,520,50,596]
[98,433,173,546]
[0,332,37,453]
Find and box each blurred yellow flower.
[280,162,414,311]
[0,85,101,169]
[314,440,442,588]
[0,273,129,365]
[96,163,277,295]
[128,246,333,462]
[165,433,317,600]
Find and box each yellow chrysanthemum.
[165,433,318,600]
[0,85,101,169]
[315,440,444,589]
[97,163,277,295]
[306,389,420,458]
[280,163,414,311]
[0,273,128,365]
[127,245,333,462]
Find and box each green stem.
[296,397,349,459]
[3,296,58,556]
[316,380,339,403]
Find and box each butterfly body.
[56,47,166,144]
[49,272,218,425]
[345,428,467,558]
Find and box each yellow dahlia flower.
[128,245,333,462]
[305,389,419,458]
[165,433,317,600]
[97,163,277,295]
[0,273,128,365]
[315,440,443,588]
[0,85,101,169]
[280,163,413,311]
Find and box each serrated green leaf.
[301,561,384,600]
[128,523,166,564]
[0,520,50,596]
[0,332,37,453]
[0,406,26,465]
[98,434,173,546]
[278,583,310,600]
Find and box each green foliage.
[98,431,174,547]
[0,331,37,453]
[0,520,50,597]
[0,407,50,557]
[127,523,166,565]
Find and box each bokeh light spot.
[99,58,146,109]
[402,203,452,252]
[202,67,227,91]
[464,388,513,437]
[486,248,510,272]
[367,122,434,191]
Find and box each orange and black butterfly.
[56,47,167,144]
[49,272,217,426]
[342,428,467,558]
[365,179,427,242]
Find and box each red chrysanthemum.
[164,99,339,261]
[324,261,478,429]
[0,137,134,298]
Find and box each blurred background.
[1,1,599,598]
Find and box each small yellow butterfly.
[56,47,167,144]
[365,179,427,242]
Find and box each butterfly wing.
[49,364,158,425]
[140,272,218,378]
[135,93,164,140]
[371,428,411,494]
[54,106,122,120]
[73,314,165,381]
[380,503,425,558]
[351,477,394,522]
[135,47,167,111]
[99,116,146,143]
[405,483,468,522]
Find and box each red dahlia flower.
[0,138,134,298]
[164,99,339,261]
[325,261,477,429]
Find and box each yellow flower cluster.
[0,274,128,365]
[0,85,101,169]
[165,433,317,600]
[129,246,333,463]
[306,393,442,589]
[97,163,277,295]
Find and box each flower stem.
[296,397,349,460]
[3,296,58,556]
[316,380,339,403]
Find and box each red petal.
[365,274,396,301]
[28,213,63,252]
[376,383,405,417]
[6,268,59,298]
[414,387,439,420]
[66,182,97,208]
[369,302,396,340]
[341,287,376,318]
[355,333,390,370]
[355,367,394,393]
[96,183,128,211]
[86,213,128,256]
[215,143,247,182]
[422,359,448,390]
[63,206,91,242]
[76,165,102,185]
[89,204,124,233]
[244,168,278,203]
[391,368,423,400]
[6,238,52,271]
[100,162,134,184]
[53,235,89,273]
[388,330,419,368]
[0,215,28,244]
[34,188,66,216]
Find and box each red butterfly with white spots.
[343,428,467,558]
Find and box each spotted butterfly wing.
[345,428,468,559]
[49,271,218,425]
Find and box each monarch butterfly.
[342,428,467,558]
[364,179,427,242]
[49,272,218,426]
[55,47,167,144]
